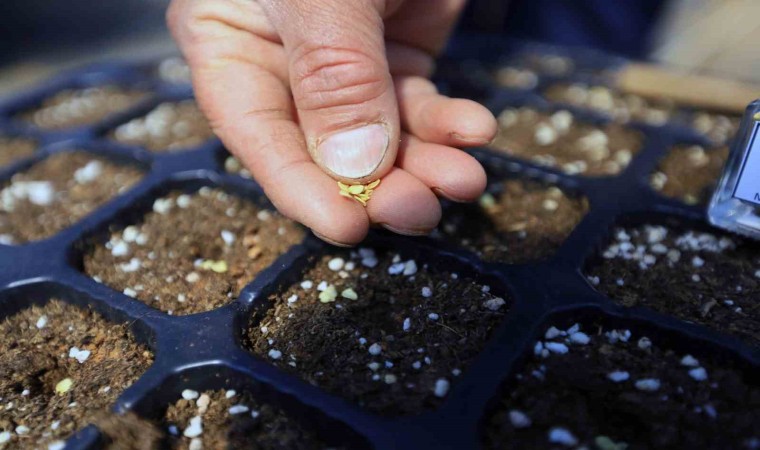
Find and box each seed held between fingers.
[338,179,381,207]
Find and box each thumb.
[260,0,399,184]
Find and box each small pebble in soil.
[0,300,152,449]
[490,107,643,176]
[436,179,588,264]
[15,86,148,130]
[109,100,214,152]
[83,188,303,315]
[483,321,759,449]
[0,152,144,243]
[246,249,509,415]
[587,224,760,347]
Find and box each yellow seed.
[56,378,73,395]
[341,288,358,300]
[318,285,338,303]
[754,112,760,121]
[200,260,214,270]
[348,185,365,195]
[210,260,228,273]
[339,191,354,199]
[357,193,370,201]
[355,197,368,206]
[366,179,381,189]
[479,193,497,209]
[338,181,349,192]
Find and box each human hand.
[167,0,497,245]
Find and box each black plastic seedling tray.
[0,34,757,449]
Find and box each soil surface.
[0,136,36,169]
[15,86,148,130]
[483,321,760,449]
[434,179,588,263]
[83,187,304,315]
[0,300,153,449]
[491,107,643,176]
[650,145,729,205]
[109,100,214,152]
[246,248,510,416]
[162,389,330,450]
[689,111,741,146]
[0,151,144,244]
[543,83,674,126]
[586,224,760,347]
[493,66,539,90]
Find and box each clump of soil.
[543,83,674,126]
[491,107,643,176]
[108,100,213,152]
[0,299,153,449]
[0,151,144,244]
[690,111,741,146]
[483,321,760,449]
[0,136,36,168]
[83,187,304,315]
[15,86,148,130]
[586,224,760,347]
[493,66,539,90]
[434,179,588,263]
[155,57,191,84]
[245,249,509,416]
[159,389,330,450]
[222,155,252,179]
[650,145,729,205]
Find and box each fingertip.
[434,152,488,202]
[444,98,498,146]
[366,168,441,234]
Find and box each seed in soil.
[0,299,153,449]
[586,224,760,347]
[82,187,304,315]
[491,107,643,176]
[0,135,36,169]
[432,179,588,263]
[109,100,214,152]
[650,144,729,205]
[0,151,144,244]
[245,248,509,415]
[543,82,674,126]
[483,321,759,449]
[15,85,148,130]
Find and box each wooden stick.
[616,63,760,114]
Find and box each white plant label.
[733,121,760,206]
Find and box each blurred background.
[1,0,759,96]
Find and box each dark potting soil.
[586,224,760,347]
[650,144,729,206]
[543,83,674,126]
[483,321,760,449]
[245,249,510,416]
[0,151,144,244]
[83,187,304,315]
[161,389,331,450]
[0,300,153,449]
[108,100,214,152]
[15,86,148,131]
[434,179,588,264]
[0,136,36,169]
[491,107,643,177]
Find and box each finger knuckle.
[291,44,389,112]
